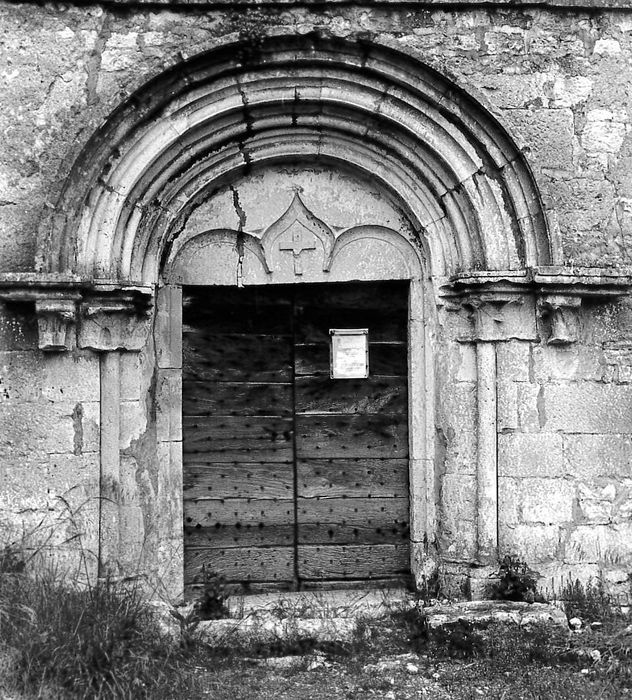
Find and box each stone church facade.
[1,0,632,602]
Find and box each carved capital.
[78,295,153,351]
[537,294,581,345]
[461,293,535,342]
[35,297,78,351]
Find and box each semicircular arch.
[38,34,554,284]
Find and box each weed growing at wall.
[561,576,621,625]
[488,555,541,602]
[0,544,202,699]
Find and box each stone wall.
[2,3,632,272]
[2,0,632,598]
[435,296,632,602]
[0,301,100,577]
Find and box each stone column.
[99,350,121,578]
[475,339,497,563]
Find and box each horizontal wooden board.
[184,523,295,548]
[183,381,292,417]
[183,416,293,462]
[184,546,295,584]
[297,459,408,498]
[182,334,292,382]
[295,310,406,344]
[294,282,408,311]
[295,343,407,377]
[300,577,412,591]
[184,498,295,529]
[185,581,294,600]
[183,287,293,334]
[183,463,294,500]
[297,544,410,580]
[297,497,409,545]
[296,414,408,458]
[295,376,406,415]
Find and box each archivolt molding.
[37,34,554,286]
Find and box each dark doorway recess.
[182,281,410,596]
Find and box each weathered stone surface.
[499,477,575,525]
[197,617,361,646]
[442,429,477,475]
[0,400,99,458]
[441,474,477,523]
[496,341,531,383]
[543,383,632,433]
[498,433,564,478]
[564,524,632,566]
[424,601,568,631]
[500,523,562,563]
[576,479,632,524]
[563,434,632,479]
[497,382,543,433]
[531,344,605,383]
[0,303,38,351]
[437,382,476,433]
[3,0,632,600]
[0,351,99,403]
[505,109,575,172]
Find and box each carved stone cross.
[278,226,316,275]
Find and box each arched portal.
[38,34,554,284]
[34,35,556,596]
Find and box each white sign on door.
[330,328,369,379]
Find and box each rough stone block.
[499,477,575,525]
[156,369,182,442]
[0,351,99,403]
[576,478,632,524]
[564,523,632,566]
[45,452,100,498]
[499,523,561,563]
[504,108,575,170]
[441,474,477,522]
[443,429,477,475]
[157,441,183,537]
[120,400,148,450]
[581,109,626,155]
[543,383,632,433]
[120,353,141,401]
[478,72,552,109]
[549,75,593,108]
[563,434,632,479]
[443,341,477,383]
[496,341,531,382]
[531,344,605,383]
[497,380,518,431]
[516,383,544,432]
[0,400,98,459]
[0,303,38,351]
[536,562,601,598]
[498,433,564,478]
[424,601,568,631]
[439,518,477,562]
[438,381,476,433]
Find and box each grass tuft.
[0,545,201,699]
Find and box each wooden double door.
[182,281,410,594]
